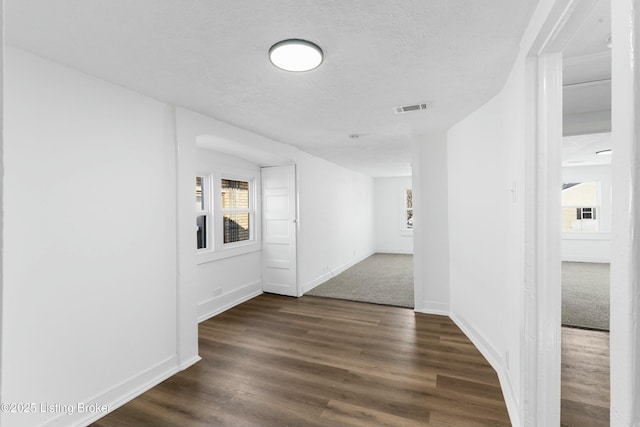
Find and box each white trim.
[300,251,375,294]
[43,356,180,427]
[197,245,261,264]
[610,0,640,424]
[562,232,611,240]
[198,280,263,322]
[562,50,611,68]
[561,256,610,263]
[450,313,521,427]
[178,355,202,371]
[375,249,414,255]
[523,1,600,425]
[414,300,449,316]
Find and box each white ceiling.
[562,132,611,167]
[561,0,612,163]
[6,1,538,177]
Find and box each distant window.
[561,182,599,232]
[196,176,210,249]
[221,178,253,244]
[405,189,413,229]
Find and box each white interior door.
[262,165,297,296]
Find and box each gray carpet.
[305,253,414,308]
[562,261,610,331]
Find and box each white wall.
[173,109,376,298]
[195,148,262,321]
[374,177,413,254]
[412,132,450,315]
[0,49,377,426]
[297,151,376,293]
[436,2,623,424]
[2,47,190,427]
[442,41,527,425]
[561,164,612,262]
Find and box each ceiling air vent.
[393,103,428,114]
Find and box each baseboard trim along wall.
[45,355,180,427]
[449,312,521,427]
[374,249,414,255]
[415,300,449,316]
[198,280,263,323]
[301,251,375,295]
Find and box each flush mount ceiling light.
[596,149,612,155]
[269,39,323,72]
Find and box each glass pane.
[406,209,413,229]
[196,177,204,211]
[224,213,250,243]
[196,215,207,249]
[406,189,413,209]
[221,179,249,209]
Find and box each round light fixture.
[269,39,323,72]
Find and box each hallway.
[93,294,509,426]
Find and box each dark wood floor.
[561,326,610,427]
[93,294,510,426]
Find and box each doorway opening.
[304,176,414,309]
[559,1,611,423]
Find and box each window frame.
[220,175,256,248]
[400,187,414,236]
[196,174,211,251]
[196,170,261,264]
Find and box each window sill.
[562,232,611,240]
[197,241,261,264]
[400,229,414,237]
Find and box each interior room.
[1,1,639,427]
[559,0,611,424]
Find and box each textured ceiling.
[6,0,538,177]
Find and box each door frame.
[523,1,600,425]
[524,0,640,425]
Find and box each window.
[405,189,413,229]
[196,176,210,249]
[196,172,258,260]
[221,178,253,244]
[561,182,599,232]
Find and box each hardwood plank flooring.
[92,294,510,426]
[561,326,610,427]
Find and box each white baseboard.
[44,355,179,427]
[198,280,262,323]
[301,251,375,294]
[179,355,202,371]
[414,300,449,316]
[449,312,521,427]
[375,249,414,255]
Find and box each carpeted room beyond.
[305,253,414,308]
[305,256,609,331]
[562,261,610,331]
